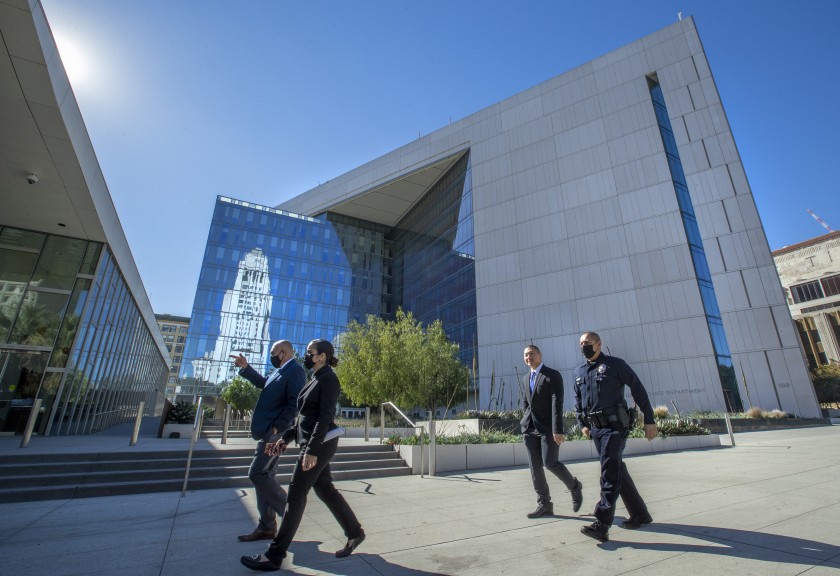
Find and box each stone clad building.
[773,231,840,369]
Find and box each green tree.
[337,308,468,416]
[811,364,840,407]
[220,376,261,411]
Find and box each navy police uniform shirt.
[573,353,655,429]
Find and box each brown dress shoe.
[238,528,276,542]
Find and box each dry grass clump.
[652,405,670,419]
[745,407,788,418]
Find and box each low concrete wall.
[396,434,721,475]
[697,418,830,434]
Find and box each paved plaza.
[1,426,838,575]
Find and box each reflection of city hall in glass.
[181,152,476,395]
[183,17,821,418]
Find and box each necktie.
[530,371,537,393]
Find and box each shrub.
[655,418,712,437]
[166,400,196,424]
[811,364,840,406]
[387,429,520,445]
[455,409,524,420]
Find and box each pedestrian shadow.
[269,540,445,575]
[599,521,840,566]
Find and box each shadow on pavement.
[277,540,446,576]
[599,521,839,565]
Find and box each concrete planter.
[558,440,595,461]
[394,433,720,475]
[162,423,194,439]
[397,444,466,474]
[697,417,829,434]
[417,420,479,436]
[466,443,517,469]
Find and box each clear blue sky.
[40,0,840,317]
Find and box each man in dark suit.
[230,340,306,542]
[520,344,583,518]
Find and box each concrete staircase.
[0,444,410,503]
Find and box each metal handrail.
[380,402,427,478]
[181,397,204,496]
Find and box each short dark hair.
[309,339,339,367]
[581,331,601,343]
[524,344,541,354]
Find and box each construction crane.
[807,209,834,233]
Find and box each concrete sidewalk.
[2,426,839,575]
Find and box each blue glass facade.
[0,225,168,435]
[648,78,743,411]
[182,154,477,397]
[180,198,389,395]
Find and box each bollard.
[379,405,385,444]
[428,420,436,476]
[129,401,145,446]
[724,412,735,446]
[20,399,43,448]
[364,406,370,442]
[222,403,231,445]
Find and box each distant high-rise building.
[155,314,190,398]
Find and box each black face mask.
[303,352,315,370]
[270,354,283,369]
[581,344,596,359]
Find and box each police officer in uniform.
[573,332,658,542]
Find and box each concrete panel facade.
[280,18,819,417]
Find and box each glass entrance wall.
[390,153,477,366]
[0,225,167,435]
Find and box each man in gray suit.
[520,344,583,518]
[230,340,306,541]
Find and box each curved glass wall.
[648,77,743,412]
[0,225,167,435]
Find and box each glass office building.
[181,153,476,397]
[0,225,168,435]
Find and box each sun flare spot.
[53,33,91,86]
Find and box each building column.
[814,313,840,364]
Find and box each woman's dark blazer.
[282,365,340,457]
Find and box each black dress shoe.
[621,513,653,529]
[335,532,365,558]
[570,479,583,513]
[238,528,276,542]
[581,520,609,542]
[240,554,280,571]
[526,504,554,518]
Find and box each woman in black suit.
[241,339,365,572]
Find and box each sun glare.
[53,34,90,86]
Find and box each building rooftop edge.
[772,230,840,257]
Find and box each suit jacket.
[240,360,306,440]
[282,364,340,458]
[520,365,565,435]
